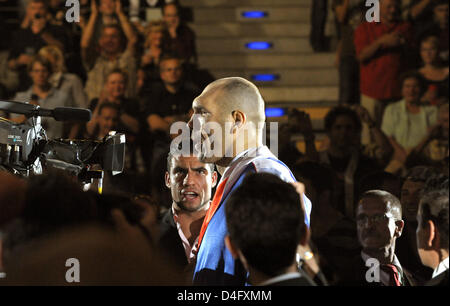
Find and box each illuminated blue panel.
[252,74,279,82]
[241,11,268,18]
[265,108,285,117]
[245,42,273,50]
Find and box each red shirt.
[354,21,413,100]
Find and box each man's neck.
[363,245,396,265]
[172,202,209,245]
[250,263,298,285]
[216,139,263,173]
[405,100,421,114]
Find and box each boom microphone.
[48,107,92,122]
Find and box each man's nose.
[183,170,195,185]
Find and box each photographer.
[7,0,69,92]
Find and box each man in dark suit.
[224,173,316,286]
[341,190,413,286]
[416,187,449,286]
[158,148,217,270]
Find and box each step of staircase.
[190,22,311,38]
[198,53,335,69]
[197,37,314,54]
[208,68,338,87]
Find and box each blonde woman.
[38,45,88,109]
[141,20,166,69]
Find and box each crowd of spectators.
[0,0,448,287]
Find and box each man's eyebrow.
[193,105,210,113]
[173,166,187,172]
[192,166,207,172]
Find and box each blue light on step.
[265,108,285,117]
[252,74,279,82]
[241,11,268,18]
[245,41,273,50]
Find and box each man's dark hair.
[98,102,120,116]
[225,173,306,277]
[324,106,362,133]
[419,188,449,250]
[359,190,402,221]
[166,139,215,173]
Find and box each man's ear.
[164,171,171,189]
[225,235,240,259]
[426,220,436,248]
[231,110,246,130]
[211,171,218,188]
[395,220,405,238]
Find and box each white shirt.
[432,257,449,279]
[172,206,207,264]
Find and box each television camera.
[0,100,126,188]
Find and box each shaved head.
[201,77,266,125]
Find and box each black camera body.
[0,101,125,180]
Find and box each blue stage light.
[265,108,286,117]
[241,11,268,18]
[252,74,279,82]
[245,42,273,50]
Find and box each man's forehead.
[357,197,388,213]
[173,155,205,166]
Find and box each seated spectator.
[354,0,414,146]
[416,187,449,286]
[293,161,360,285]
[140,20,166,83]
[38,45,88,109]
[381,72,438,171]
[407,103,449,169]
[332,0,365,105]
[141,55,198,197]
[340,190,414,285]
[82,0,138,101]
[158,146,217,273]
[396,166,437,284]
[161,3,196,64]
[10,55,74,139]
[416,0,449,65]
[418,35,449,106]
[224,173,316,286]
[8,0,70,92]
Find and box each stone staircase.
[180,0,339,138]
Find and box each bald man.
[187,77,312,285]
